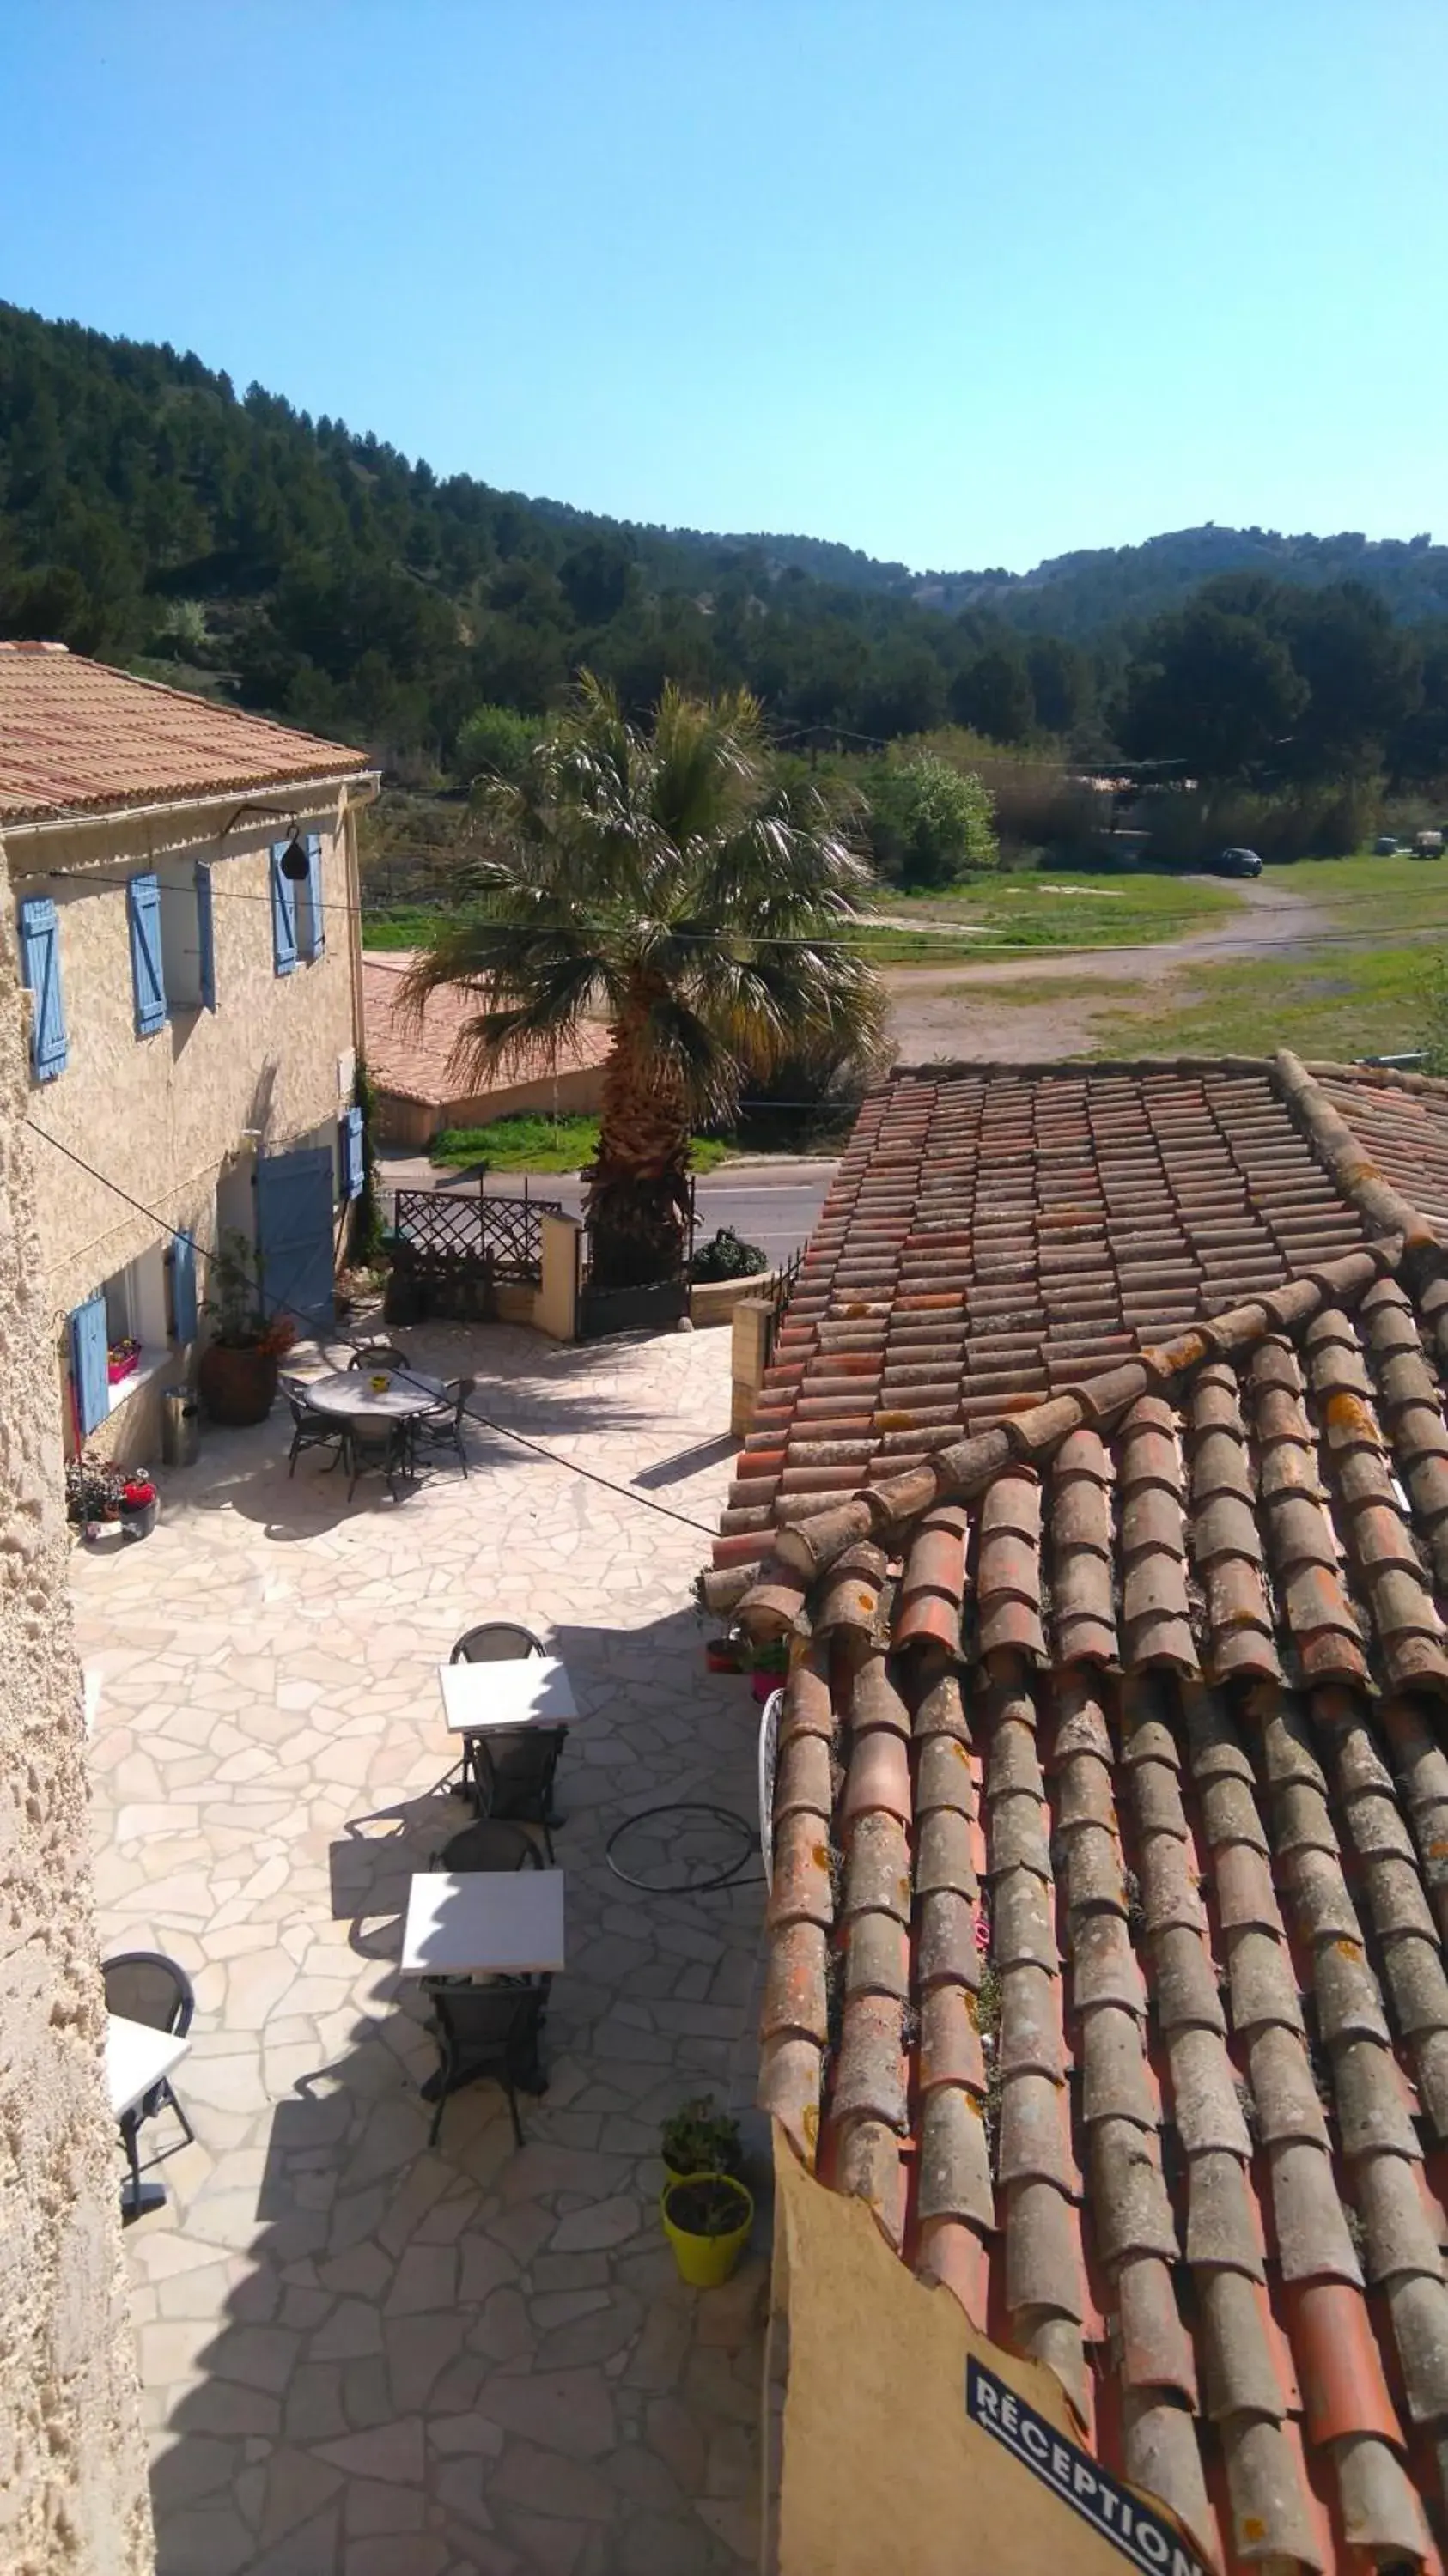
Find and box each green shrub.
[690,1226,769,1282]
[865,751,998,888]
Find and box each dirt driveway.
[884,875,1333,1062]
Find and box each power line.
[24,1120,719,1537]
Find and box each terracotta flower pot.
[197,1341,280,1427]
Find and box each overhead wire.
[23,1119,722,1537]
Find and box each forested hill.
[2,297,1445,765]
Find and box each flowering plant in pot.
[106,1334,142,1386]
[64,1452,126,1538]
[118,1473,158,1540]
[197,1231,297,1425]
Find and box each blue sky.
[3,0,1444,572]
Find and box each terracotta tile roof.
[0,641,370,823]
[362,954,612,1107]
[704,1048,1448,2576]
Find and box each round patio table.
[301,1368,449,1424]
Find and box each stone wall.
[0,896,153,2572]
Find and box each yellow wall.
[772,2134,1207,2576]
[6,791,368,1461]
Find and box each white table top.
[301,1368,449,1422]
[401,1868,566,1977]
[106,2013,191,2119]
[439,1656,578,1735]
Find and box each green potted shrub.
[197,1230,296,1426]
[660,2095,744,2182]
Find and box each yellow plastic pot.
[660,2172,754,2287]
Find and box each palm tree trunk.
[586,1000,692,1289]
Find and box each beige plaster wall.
[375,1060,602,1150]
[0,896,153,2574]
[771,2133,1198,2576]
[7,791,367,1459]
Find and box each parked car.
[1413,830,1444,859]
[1374,835,1401,855]
[1214,846,1263,878]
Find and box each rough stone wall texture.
[0,893,153,2573]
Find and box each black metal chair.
[349,1343,411,1374]
[102,1951,195,2214]
[431,1818,542,1874]
[345,1419,408,1501]
[472,1728,567,1862]
[450,1622,545,1663]
[443,1625,551,1807]
[411,1376,476,1478]
[420,1978,550,2148]
[282,1380,345,1478]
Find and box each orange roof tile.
[709,1048,1448,2576]
[362,953,611,1108]
[0,641,370,823]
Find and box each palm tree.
[404,676,886,1289]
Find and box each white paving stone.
[81,1317,765,2574]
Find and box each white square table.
[438,1656,578,1736]
[106,2013,192,2217]
[400,1868,566,1978]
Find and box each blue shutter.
[171,1230,198,1341]
[127,874,167,1034]
[270,843,298,975]
[18,895,68,1079]
[70,1294,109,1437]
[195,862,216,1010]
[340,1105,364,1200]
[302,833,325,961]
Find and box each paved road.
[379,1155,835,1268]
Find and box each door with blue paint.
[255,1146,335,1337]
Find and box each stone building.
[0,874,152,2571]
[0,643,376,1462]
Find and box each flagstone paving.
[75,1319,767,2576]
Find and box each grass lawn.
[363,907,448,951]
[1087,944,1433,1062]
[364,868,1240,969]
[429,1115,733,1175]
[861,867,1238,962]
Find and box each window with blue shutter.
[340,1105,364,1200]
[171,1230,198,1341]
[18,895,68,1080]
[127,874,167,1034]
[195,863,216,1010]
[300,833,325,961]
[270,843,298,976]
[70,1293,109,1437]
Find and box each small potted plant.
[704,1632,744,1675]
[747,1635,788,1705]
[64,1452,126,1541]
[660,2095,744,2183]
[106,1334,142,1388]
[197,1230,297,1426]
[660,2170,755,2289]
[118,1473,159,1540]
